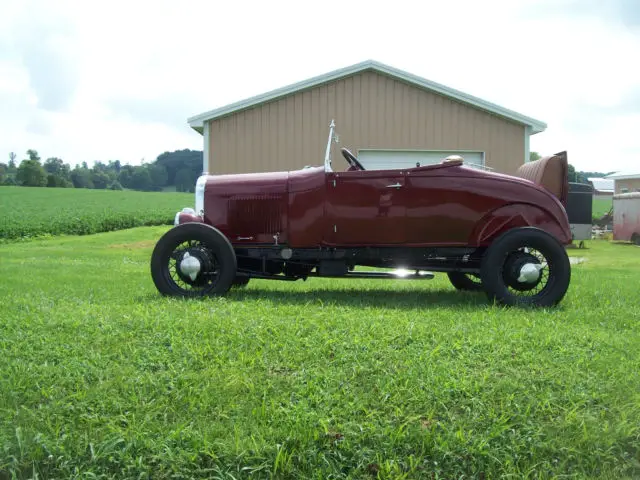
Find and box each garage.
[356,149,485,170]
[188,60,546,176]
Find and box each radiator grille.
[229,195,283,233]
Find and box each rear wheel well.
[470,204,571,246]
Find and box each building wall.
[207,70,526,175]
[615,179,640,193]
[594,192,614,201]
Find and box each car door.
[405,168,482,245]
[324,170,406,245]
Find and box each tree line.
[0,149,204,192]
[1,149,608,192]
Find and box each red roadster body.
[152,121,572,307]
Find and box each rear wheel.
[150,223,237,297]
[480,227,571,307]
[631,233,640,246]
[447,272,483,291]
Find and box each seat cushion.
[515,151,568,204]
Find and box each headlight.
[195,175,207,216]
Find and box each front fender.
[174,208,204,226]
[469,203,572,247]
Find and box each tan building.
[187,60,547,175]
[606,171,640,194]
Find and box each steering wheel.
[341,148,365,171]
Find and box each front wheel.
[447,272,483,291]
[480,227,571,307]
[150,223,237,297]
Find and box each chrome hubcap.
[517,262,543,283]
[179,252,201,281]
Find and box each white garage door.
[357,149,484,171]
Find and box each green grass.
[0,228,639,479]
[593,197,612,219]
[0,187,192,241]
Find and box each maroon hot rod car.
[151,121,572,307]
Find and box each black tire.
[232,275,250,288]
[631,233,640,246]
[150,223,237,297]
[447,272,483,291]
[480,227,571,307]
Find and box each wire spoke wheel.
[480,228,571,307]
[151,223,237,298]
[502,248,549,297]
[165,239,221,296]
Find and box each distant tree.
[7,154,17,181]
[108,160,122,174]
[578,170,612,179]
[109,180,123,190]
[91,171,111,189]
[26,149,41,162]
[131,167,152,191]
[155,149,203,186]
[43,157,72,187]
[0,162,6,183]
[16,159,47,186]
[174,168,193,192]
[93,161,108,173]
[44,157,64,175]
[148,164,168,190]
[530,151,541,162]
[117,165,135,189]
[71,167,94,189]
[46,174,72,188]
[567,164,588,183]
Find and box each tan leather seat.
[514,151,568,204]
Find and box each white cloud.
[0,0,638,172]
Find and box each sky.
[1,0,639,173]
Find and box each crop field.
[593,197,613,219]
[0,186,192,241]
[1,223,639,478]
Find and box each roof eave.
[187,59,547,133]
[606,173,640,180]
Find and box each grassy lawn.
[1,228,639,479]
[0,187,193,241]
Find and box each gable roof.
[606,170,640,180]
[587,177,614,192]
[187,59,547,134]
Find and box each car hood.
[204,170,289,196]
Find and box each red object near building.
[613,193,640,245]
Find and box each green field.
[593,197,613,219]
[1,225,639,478]
[0,186,193,241]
